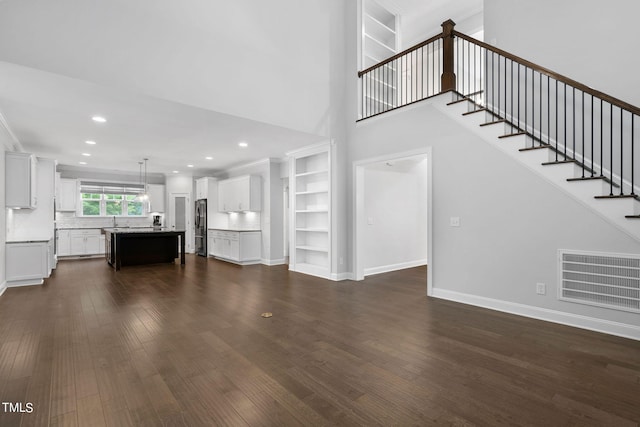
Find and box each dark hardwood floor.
[0,255,638,426]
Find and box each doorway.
[353,148,433,295]
[169,193,191,253]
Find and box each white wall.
[484,0,640,107]
[362,159,428,274]
[351,96,640,338]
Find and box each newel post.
[441,19,456,92]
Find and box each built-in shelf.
[289,143,332,279]
[296,245,329,253]
[362,0,398,70]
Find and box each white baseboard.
[364,259,427,277]
[261,258,286,266]
[0,280,6,297]
[331,272,355,281]
[431,288,640,341]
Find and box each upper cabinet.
[195,177,216,200]
[218,175,261,212]
[147,184,165,213]
[5,152,37,208]
[57,178,78,212]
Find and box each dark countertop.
[208,228,261,232]
[102,227,184,235]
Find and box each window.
[80,182,145,217]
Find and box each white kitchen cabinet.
[6,241,49,286]
[61,229,102,256]
[217,175,261,212]
[147,184,165,213]
[195,177,211,200]
[209,230,261,264]
[5,152,37,208]
[57,230,71,256]
[57,178,78,211]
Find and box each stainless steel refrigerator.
[195,199,207,257]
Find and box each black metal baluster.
[610,103,614,195]
[564,83,567,159]
[421,46,424,100]
[581,91,585,178]
[555,79,558,161]
[600,99,603,177]
[590,95,594,177]
[632,114,636,196]
[511,60,514,122]
[539,72,542,146]
[517,64,520,129]
[497,53,500,116]
[549,77,553,148]
[531,71,536,144]
[524,67,528,136]
[572,87,576,166]
[620,108,624,195]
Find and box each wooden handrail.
[357,33,443,77]
[452,30,640,116]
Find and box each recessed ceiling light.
[205,156,213,160]
[238,142,248,148]
[85,140,97,145]
[79,161,87,165]
[82,153,91,157]
[92,116,107,123]
[187,164,194,168]
[172,170,179,174]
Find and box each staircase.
[358,19,640,241]
[438,92,640,241]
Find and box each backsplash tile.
[55,212,158,229]
[228,211,261,230]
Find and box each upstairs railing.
[358,20,640,199]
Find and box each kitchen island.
[102,228,185,271]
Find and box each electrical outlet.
[536,283,546,295]
[450,217,460,227]
[339,257,344,265]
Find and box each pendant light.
[135,159,149,203]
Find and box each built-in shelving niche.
[289,143,332,279]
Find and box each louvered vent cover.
[559,250,640,313]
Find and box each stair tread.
[594,194,638,200]
[462,108,487,116]
[447,98,471,106]
[567,176,621,188]
[541,160,575,165]
[519,145,551,152]
[498,131,527,139]
[480,119,506,127]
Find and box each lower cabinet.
[208,230,261,265]
[6,241,50,286]
[58,229,104,256]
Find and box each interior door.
[169,193,191,252]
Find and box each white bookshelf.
[289,143,332,279]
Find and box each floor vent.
[558,250,640,313]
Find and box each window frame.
[79,182,146,217]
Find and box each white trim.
[352,147,433,297]
[261,258,286,266]
[221,157,272,175]
[431,288,640,341]
[285,141,331,158]
[364,259,427,277]
[7,279,45,287]
[334,272,355,281]
[0,281,7,297]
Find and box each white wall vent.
[558,250,640,313]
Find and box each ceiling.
[0,0,482,177]
[0,61,323,176]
